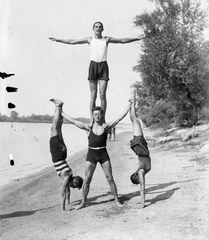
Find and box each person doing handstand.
[50,99,83,211]
[49,21,144,119]
[129,88,151,208]
[57,98,133,210]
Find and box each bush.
[175,110,194,127]
[198,107,209,122]
[138,99,176,129]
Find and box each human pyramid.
[49,22,151,211]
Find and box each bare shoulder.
[87,36,92,44]
[85,125,91,134]
[104,36,111,43]
[104,122,111,132]
[83,122,90,130]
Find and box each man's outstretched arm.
[61,112,89,131]
[107,101,132,130]
[49,37,91,45]
[107,34,145,44]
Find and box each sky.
[0,0,208,122]
[0,0,156,122]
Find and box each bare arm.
[66,187,71,205]
[139,169,145,208]
[107,102,132,130]
[61,112,89,131]
[106,34,145,44]
[49,37,91,45]
[61,176,70,211]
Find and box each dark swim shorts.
[86,148,110,164]
[50,135,67,162]
[130,135,150,157]
[88,60,109,81]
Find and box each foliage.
[0,112,90,123]
[10,111,19,122]
[139,98,176,128]
[198,106,209,121]
[133,0,209,126]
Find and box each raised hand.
[49,37,57,41]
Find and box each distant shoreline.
[0,128,131,194]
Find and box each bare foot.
[75,203,86,210]
[129,87,136,103]
[68,206,74,211]
[140,204,145,209]
[115,201,123,208]
[50,98,63,107]
[133,204,145,209]
[67,203,74,209]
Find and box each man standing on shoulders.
[49,21,144,120]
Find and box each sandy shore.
[0,129,209,240]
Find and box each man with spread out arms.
[49,22,144,120]
[53,97,133,209]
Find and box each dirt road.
[0,128,208,240]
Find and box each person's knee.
[51,125,57,134]
[106,174,114,184]
[99,91,106,101]
[84,176,92,185]
[131,118,138,125]
[91,93,97,102]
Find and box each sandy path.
[0,130,208,240]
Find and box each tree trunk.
[186,88,197,125]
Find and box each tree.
[10,111,19,122]
[133,0,209,125]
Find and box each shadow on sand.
[120,179,198,207]
[82,179,199,208]
[0,205,57,219]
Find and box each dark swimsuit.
[88,61,109,81]
[50,135,72,176]
[86,129,110,164]
[130,135,150,157]
[130,135,151,173]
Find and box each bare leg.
[130,88,143,136]
[112,133,115,141]
[50,99,64,140]
[101,161,123,208]
[112,128,116,141]
[109,132,112,141]
[76,161,97,210]
[89,81,98,118]
[98,80,108,120]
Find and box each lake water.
[0,122,131,188]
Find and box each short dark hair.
[130,172,139,184]
[92,106,104,114]
[93,21,104,30]
[73,176,83,189]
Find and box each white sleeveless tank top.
[90,37,108,62]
